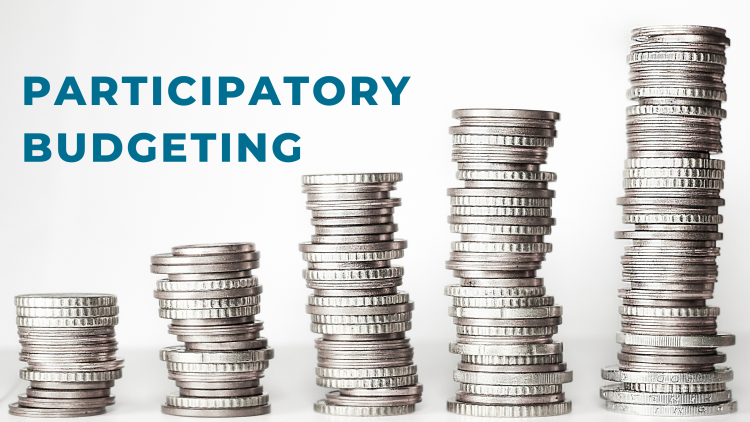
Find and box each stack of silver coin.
[600,25,737,416]
[445,109,572,417]
[10,294,123,418]
[150,242,273,417]
[299,173,423,417]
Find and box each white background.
[1,0,749,420]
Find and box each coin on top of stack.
[10,293,122,418]
[600,25,737,416]
[151,242,273,417]
[300,173,423,416]
[445,109,572,417]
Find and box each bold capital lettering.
[191,133,216,162]
[128,133,156,162]
[93,134,123,162]
[313,77,345,106]
[58,133,85,162]
[382,76,410,105]
[24,133,52,162]
[218,77,244,105]
[164,133,187,162]
[122,77,147,105]
[283,77,309,105]
[168,77,196,106]
[272,133,300,162]
[24,77,50,105]
[92,77,118,105]
[54,77,86,105]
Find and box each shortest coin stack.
[10,294,123,418]
[151,242,273,418]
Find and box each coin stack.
[150,242,273,417]
[10,294,123,418]
[445,109,572,417]
[299,173,423,417]
[600,25,738,416]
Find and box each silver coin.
[152,251,259,265]
[171,243,255,256]
[8,402,106,417]
[154,286,262,300]
[161,346,274,363]
[161,404,270,417]
[151,260,259,274]
[600,384,731,405]
[447,399,571,417]
[324,391,421,406]
[456,391,565,405]
[604,400,736,416]
[25,388,111,399]
[29,381,114,390]
[165,392,268,408]
[167,270,253,281]
[175,380,259,389]
[168,371,264,382]
[457,362,567,373]
[183,339,268,351]
[17,394,115,409]
[338,384,423,397]
[601,365,732,384]
[15,294,117,308]
[179,386,263,397]
[453,370,573,385]
[313,400,414,416]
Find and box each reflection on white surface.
[0,338,746,421]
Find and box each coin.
[161,404,270,417]
[446,399,572,417]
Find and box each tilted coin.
[338,384,423,397]
[151,260,259,274]
[160,346,274,363]
[152,251,259,265]
[172,243,255,256]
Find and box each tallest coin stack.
[600,26,738,416]
[445,109,572,417]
